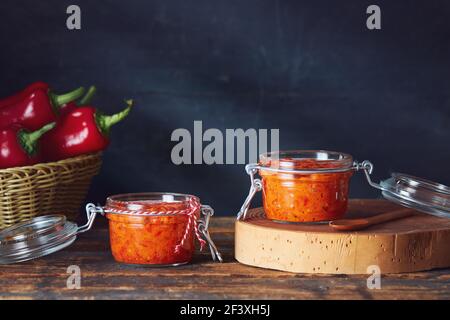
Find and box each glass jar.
[103,192,222,266]
[238,149,450,223]
[259,150,353,222]
[0,192,222,265]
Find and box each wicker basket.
[0,153,102,229]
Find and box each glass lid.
[359,161,450,218]
[0,215,67,245]
[380,173,450,218]
[0,204,100,264]
[0,215,78,264]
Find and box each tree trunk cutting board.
[235,200,450,274]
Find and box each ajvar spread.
[260,157,353,222]
[106,200,196,265]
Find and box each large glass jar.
[258,150,354,223]
[238,149,450,224]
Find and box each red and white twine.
[103,196,206,252]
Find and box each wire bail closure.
[77,203,103,234]
[236,160,376,221]
[237,164,262,221]
[199,205,223,262]
[356,160,382,189]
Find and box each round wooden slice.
[235,200,450,274]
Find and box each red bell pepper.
[0,82,48,109]
[42,100,133,161]
[0,123,55,169]
[0,82,85,131]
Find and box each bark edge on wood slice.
[235,206,450,274]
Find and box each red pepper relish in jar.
[104,193,209,266]
[259,150,354,223]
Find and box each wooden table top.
[0,200,449,300]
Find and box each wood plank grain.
[0,200,449,300]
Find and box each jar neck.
[259,150,353,171]
[105,192,199,215]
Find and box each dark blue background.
[0,1,449,215]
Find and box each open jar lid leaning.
[361,163,450,218]
[237,150,450,220]
[0,205,97,264]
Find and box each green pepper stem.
[78,85,97,106]
[50,86,85,109]
[96,99,133,136]
[19,123,56,156]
